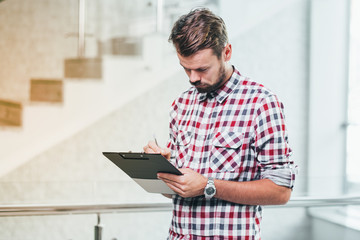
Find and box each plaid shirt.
[166,67,295,239]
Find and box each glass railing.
[0,200,359,240]
[0,179,359,240]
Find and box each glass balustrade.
[0,180,359,240]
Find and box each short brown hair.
[168,8,228,58]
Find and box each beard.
[190,63,227,93]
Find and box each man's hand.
[143,140,174,199]
[157,168,207,198]
[143,140,171,160]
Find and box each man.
[144,8,296,240]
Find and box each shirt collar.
[198,66,240,103]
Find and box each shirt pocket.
[210,131,244,172]
[175,130,193,167]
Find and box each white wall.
[307,0,350,196]
[220,0,309,196]
[220,1,312,239]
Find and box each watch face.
[206,187,215,195]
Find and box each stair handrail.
[0,195,360,217]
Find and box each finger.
[179,168,195,174]
[143,144,156,153]
[145,147,157,153]
[143,141,160,153]
[157,172,181,182]
[158,175,180,185]
[160,148,172,160]
[161,179,184,195]
[158,174,187,192]
[148,140,162,153]
[163,179,193,198]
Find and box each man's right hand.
[143,140,174,199]
[143,140,171,160]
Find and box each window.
[346,0,360,193]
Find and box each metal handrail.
[0,195,360,217]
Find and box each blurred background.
[0,0,359,239]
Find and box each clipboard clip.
[119,153,150,160]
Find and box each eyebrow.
[180,64,209,72]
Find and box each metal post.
[78,0,86,58]
[94,213,103,240]
[156,0,164,32]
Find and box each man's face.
[177,48,228,93]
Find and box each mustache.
[189,80,201,86]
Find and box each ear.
[223,43,232,62]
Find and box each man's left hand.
[157,168,207,198]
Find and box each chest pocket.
[176,130,192,146]
[175,130,193,167]
[210,131,244,172]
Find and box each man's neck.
[225,64,234,82]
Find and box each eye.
[183,67,190,73]
[197,68,208,73]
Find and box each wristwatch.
[204,177,216,199]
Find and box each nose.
[189,70,200,83]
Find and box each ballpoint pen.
[153,134,159,147]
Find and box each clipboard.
[102,152,182,194]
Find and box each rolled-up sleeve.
[253,95,297,189]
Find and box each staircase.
[0,0,220,178]
[0,35,179,178]
[0,0,188,177]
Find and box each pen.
[153,134,159,147]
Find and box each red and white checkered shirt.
[166,67,295,240]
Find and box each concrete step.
[0,53,180,177]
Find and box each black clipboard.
[102,152,182,194]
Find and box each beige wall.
[0,0,77,102]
